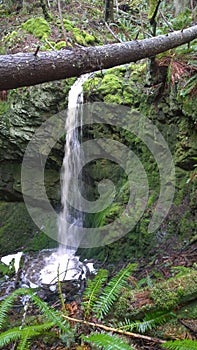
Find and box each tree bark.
[0,25,197,90]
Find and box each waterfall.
[1,74,95,290]
[58,74,89,252]
[38,73,93,284]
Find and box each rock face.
[0,80,74,203]
[0,65,196,259]
[0,79,74,254]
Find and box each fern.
[27,291,71,334]
[136,311,176,333]
[161,339,197,350]
[82,333,136,350]
[93,264,137,320]
[0,288,31,330]
[17,330,31,350]
[0,288,74,349]
[82,269,108,318]
[0,322,53,348]
[118,311,175,333]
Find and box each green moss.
[22,17,51,39]
[0,100,10,115]
[55,41,67,50]
[73,27,87,45]
[63,20,96,45]
[83,32,95,44]
[0,201,57,255]
[4,30,18,44]
[84,63,146,106]
[63,19,75,31]
[150,271,197,310]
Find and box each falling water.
[58,74,88,251]
[38,73,92,284]
[0,74,94,290]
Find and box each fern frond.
[118,318,136,332]
[82,269,108,317]
[161,339,197,350]
[17,331,31,350]
[136,311,176,333]
[0,288,31,330]
[118,311,175,333]
[0,322,54,348]
[28,291,71,334]
[82,333,136,350]
[93,264,137,320]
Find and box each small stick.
[57,0,68,46]
[105,22,123,43]
[45,38,56,50]
[62,314,166,344]
[159,10,174,32]
[34,45,40,56]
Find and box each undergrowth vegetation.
[0,264,197,349]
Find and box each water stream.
[1,74,94,291]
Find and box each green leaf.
[136,311,176,333]
[82,333,135,350]
[161,339,197,350]
[82,269,108,317]
[17,331,31,350]
[0,288,30,330]
[0,323,53,348]
[118,311,175,333]
[28,291,71,334]
[93,264,137,320]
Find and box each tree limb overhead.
[1,25,197,90]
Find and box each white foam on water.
[1,252,23,273]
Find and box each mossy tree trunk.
[113,270,197,320]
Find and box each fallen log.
[113,269,197,319]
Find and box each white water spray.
[39,74,92,284]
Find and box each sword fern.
[161,339,197,350]
[118,311,176,333]
[0,288,73,349]
[92,264,137,320]
[0,323,54,349]
[82,269,108,318]
[82,333,136,350]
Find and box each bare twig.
[105,22,123,42]
[139,11,145,39]
[45,38,56,50]
[57,0,68,46]
[115,0,118,13]
[63,314,166,344]
[159,10,174,32]
[34,45,40,56]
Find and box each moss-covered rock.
[80,63,197,262]
[22,17,51,39]
[0,201,57,256]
